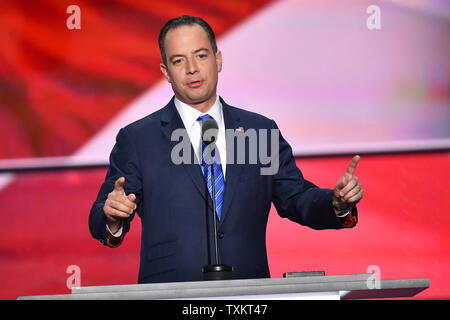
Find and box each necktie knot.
[197,114,213,124]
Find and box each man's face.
[160,24,222,108]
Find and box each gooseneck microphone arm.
[209,147,220,265]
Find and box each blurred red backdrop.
[0,152,448,299]
[1,0,449,300]
[0,0,272,160]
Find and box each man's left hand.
[333,155,364,210]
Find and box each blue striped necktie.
[197,114,225,220]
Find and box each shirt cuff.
[105,221,125,248]
[106,223,123,237]
[336,207,358,228]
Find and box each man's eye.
[173,59,182,65]
[197,54,207,59]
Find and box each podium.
[17,274,429,300]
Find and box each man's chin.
[179,93,216,107]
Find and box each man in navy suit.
[89,15,364,283]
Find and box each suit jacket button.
[217,232,224,239]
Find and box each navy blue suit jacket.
[89,96,357,283]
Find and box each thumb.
[114,177,125,191]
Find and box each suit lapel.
[219,98,243,225]
[159,96,244,222]
[160,98,209,203]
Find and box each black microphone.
[200,118,233,281]
[201,118,218,147]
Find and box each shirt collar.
[174,95,223,129]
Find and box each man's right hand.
[103,177,137,234]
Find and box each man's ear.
[160,63,171,83]
[215,50,222,73]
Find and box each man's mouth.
[187,80,203,88]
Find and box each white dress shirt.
[107,95,227,237]
[174,95,227,178]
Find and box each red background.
[1,152,449,299]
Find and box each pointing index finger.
[346,155,360,176]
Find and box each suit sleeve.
[89,127,143,247]
[270,120,357,230]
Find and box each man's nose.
[185,57,199,74]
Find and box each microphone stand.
[211,161,220,265]
[202,143,232,281]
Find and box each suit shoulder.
[225,104,274,128]
[121,107,164,136]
